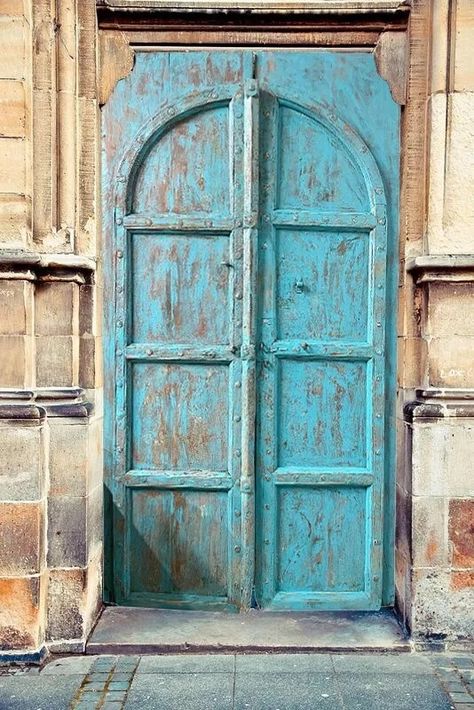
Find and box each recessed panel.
[133,106,231,215]
[131,363,229,471]
[130,489,229,596]
[278,359,368,468]
[276,229,370,342]
[276,485,367,592]
[276,106,369,211]
[131,232,231,345]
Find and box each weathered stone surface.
[428,335,474,388]
[48,420,88,497]
[0,2,25,15]
[0,335,28,386]
[0,420,45,500]
[453,0,474,91]
[0,16,25,80]
[412,496,449,568]
[449,499,474,568]
[79,334,95,388]
[35,282,76,336]
[47,568,86,641]
[0,502,42,575]
[439,92,474,255]
[47,496,87,568]
[0,79,25,138]
[0,576,41,650]
[450,570,474,590]
[427,283,474,338]
[0,279,30,335]
[0,193,29,245]
[412,569,474,641]
[412,420,474,497]
[47,551,102,642]
[36,335,74,387]
[0,137,25,193]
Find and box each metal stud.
[234,546,241,553]
[146,349,153,356]
[116,217,123,226]
[116,250,123,259]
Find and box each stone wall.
[0,0,472,658]
[0,0,103,659]
[395,0,474,646]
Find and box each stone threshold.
[86,607,409,655]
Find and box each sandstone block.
[46,568,85,641]
[0,502,42,575]
[451,571,474,590]
[0,16,25,80]
[0,421,45,501]
[0,2,25,15]
[79,284,94,336]
[412,420,474,498]
[0,334,28,386]
[0,576,41,650]
[36,335,74,387]
[87,415,103,492]
[0,137,25,193]
[427,283,474,338]
[411,568,474,641]
[449,498,474,568]
[0,194,29,245]
[441,93,474,254]
[453,0,474,91]
[0,79,25,137]
[35,282,76,336]
[48,420,88,498]
[79,334,95,388]
[47,495,87,568]
[412,496,449,568]
[0,279,31,335]
[428,336,474,388]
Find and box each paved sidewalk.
[0,652,471,710]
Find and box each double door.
[103,49,399,611]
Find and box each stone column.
[403,0,474,645]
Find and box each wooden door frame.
[98,1,431,609]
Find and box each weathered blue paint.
[102,49,399,611]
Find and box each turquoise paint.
[102,50,399,610]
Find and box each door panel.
[104,75,250,609]
[103,49,399,611]
[255,78,394,610]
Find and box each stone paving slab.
[0,651,470,710]
[124,671,235,710]
[334,672,453,710]
[87,607,408,654]
[0,672,83,709]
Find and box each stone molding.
[0,387,93,418]
[407,255,474,284]
[96,0,410,12]
[0,251,96,284]
[404,387,474,422]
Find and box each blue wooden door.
[103,50,399,611]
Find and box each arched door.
[103,50,399,611]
